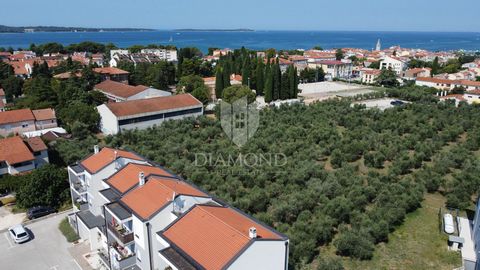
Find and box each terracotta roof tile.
[95,80,149,99]
[106,163,174,194]
[121,177,207,220]
[162,205,282,270]
[0,136,34,165]
[105,94,202,117]
[0,88,4,96]
[25,136,47,152]
[32,108,56,121]
[0,108,35,125]
[80,147,144,174]
[93,67,129,75]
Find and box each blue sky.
[1,0,479,32]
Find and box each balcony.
[71,182,87,195]
[108,222,134,244]
[110,243,136,270]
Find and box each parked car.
[444,213,455,234]
[27,206,56,220]
[8,225,30,244]
[390,100,405,106]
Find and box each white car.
[444,214,455,234]
[8,224,30,244]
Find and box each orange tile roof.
[0,136,34,165]
[106,163,174,193]
[95,80,149,99]
[32,108,56,121]
[25,136,47,152]
[121,176,207,220]
[417,77,456,84]
[93,67,129,75]
[105,94,202,117]
[80,147,144,174]
[0,108,35,125]
[9,61,28,75]
[162,205,283,270]
[0,88,4,96]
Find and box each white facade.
[67,147,289,270]
[97,104,203,135]
[380,56,407,75]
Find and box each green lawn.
[341,193,461,270]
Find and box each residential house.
[96,94,203,135]
[360,69,381,84]
[0,136,49,176]
[32,108,58,130]
[0,109,36,137]
[0,108,58,137]
[94,67,130,84]
[94,80,171,103]
[416,77,480,91]
[67,147,289,270]
[309,60,353,80]
[380,56,408,75]
[203,74,243,101]
[403,68,431,80]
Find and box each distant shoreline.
[173,29,254,32]
[0,25,154,33]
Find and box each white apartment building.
[380,56,408,75]
[67,146,289,270]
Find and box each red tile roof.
[121,177,207,220]
[0,136,34,165]
[162,205,283,270]
[0,108,35,125]
[417,77,456,84]
[105,94,202,117]
[80,147,144,174]
[106,163,174,194]
[0,88,4,96]
[95,80,149,99]
[93,67,129,75]
[25,136,47,152]
[32,108,56,121]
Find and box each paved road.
[0,212,83,270]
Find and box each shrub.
[58,217,79,242]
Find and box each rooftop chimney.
[94,145,99,154]
[249,227,257,239]
[139,172,145,186]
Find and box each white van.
[444,214,455,234]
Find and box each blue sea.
[0,30,479,52]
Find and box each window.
[13,161,33,168]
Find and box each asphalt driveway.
[0,211,83,270]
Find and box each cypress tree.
[281,72,289,100]
[255,59,265,96]
[242,58,251,86]
[273,60,281,100]
[215,68,224,100]
[288,65,296,99]
[264,64,273,103]
[432,56,440,76]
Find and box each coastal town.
[1,27,480,270]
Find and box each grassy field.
[339,193,461,270]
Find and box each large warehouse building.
[97,94,203,135]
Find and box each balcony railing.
[108,223,134,244]
[72,182,87,194]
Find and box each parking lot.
[0,211,83,270]
[352,98,410,111]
